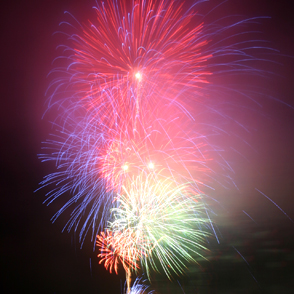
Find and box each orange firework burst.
[97,229,147,275]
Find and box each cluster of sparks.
[39,0,273,292]
[104,173,209,279]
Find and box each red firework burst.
[97,229,146,274]
[51,0,212,131]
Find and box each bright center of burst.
[122,164,129,171]
[148,162,154,169]
[135,72,142,81]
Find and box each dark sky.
[1,0,294,293]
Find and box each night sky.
[1,0,294,293]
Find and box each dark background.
[1,0,294,293]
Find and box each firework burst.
[40,2,275,288]
[47,0,212,122]
[101,171,210,280]
[97,229,145,274]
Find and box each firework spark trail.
[40,0,275,264]
[124,277,154,294]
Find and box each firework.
[124,277,154,294]
[97,229,144,274]
[100,117,215,193]
[46,0,212,124]
[101,171,210,280]
[39,116,214,245]
[40,0,274,270]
